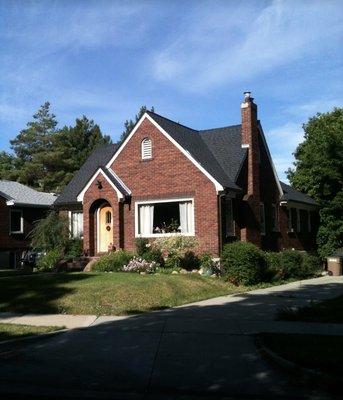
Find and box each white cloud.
[151,0,343,92]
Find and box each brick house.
[55,93,318,257]
[0,181,56,267]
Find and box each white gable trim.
[76,168,124,203]
[258,122,283,198]
[105,113,224,192]
[107,168,132,195]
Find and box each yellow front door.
[98,205,113,253]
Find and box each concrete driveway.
[0,276,342,399]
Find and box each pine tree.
[119,106,154,142]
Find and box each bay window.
[136,199,194,237]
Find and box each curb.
[255,334,343,394]
[0,328,69,349]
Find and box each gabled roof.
[280,181,318,206]
[55,144,118,205]
[54,111,318,208]
[199,125,247,182]
[0,181,56,207]
[146,111,240,190]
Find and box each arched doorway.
[97,203,113,253]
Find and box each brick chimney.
[240,91,261,246]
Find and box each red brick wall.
[82,172,120,255]
[0,196,49,251]
[109,117,220,255]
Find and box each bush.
[36,248,62,272]
[199,252,215,275]
[301,254,322,277]
[142,248,165,267]
[30,211,70,252]
[135,237,150,256]
[65,238,83,259]
[280,250,304,279]
[221,242,267,285]
[92,250,134,272]
[179,251,200,271]
[153,236,199,260]
[265,252,282,281]
[122,257,157,274]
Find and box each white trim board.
[77,168,124,202]
[105,113,224,193]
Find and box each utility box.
[327,250,343,276]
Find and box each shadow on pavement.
[0,279,342,400]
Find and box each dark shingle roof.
[54,112,317,208]
[146,111,240,190]
[0,181,56,207]
[100,167,130,197]
[199,125,247,181]
[54,144,118,205]
[280,181,318,206]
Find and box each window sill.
[10,231,24,235]
[136,232,195,238]
[140,158,154,163]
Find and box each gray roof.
[54,111,317,207]
[147,112,240,190]
[200,125,247,182]
[280,182,318,206]
[55,144,119,205]
[0,181,56,207]
[100,167,130,197]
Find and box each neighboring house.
[55,93,319,257]
[0,181,56,267]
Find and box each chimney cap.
[244,91,253,101]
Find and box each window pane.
[11,211,22,232]
[71,212,83,238]
[138,201,193,235]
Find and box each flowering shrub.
[153,236,199,260]
[122,257,157,274]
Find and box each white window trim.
[260,203,266,235]
[141,137,152,160]
[134,197,195,238]
[10,209,23,234]
[105,113,224,193]
[77,168,124,203]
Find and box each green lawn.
[258,332,343,377]
[0,268,32,278]
[278,295,343,323]
[0,323,62,342]
[0,272,257,316]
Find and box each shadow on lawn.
[0,273,92,314]
[0,279,342,399]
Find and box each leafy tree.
[287,108,343,257]
[0,151,16,180]
[119,105,154,142]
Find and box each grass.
[258,332,343,377]
[278,295,343,323]
[0,323,62,342]
[0,268,32,278]
[0,271,280,316]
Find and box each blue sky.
[0,0,342,181]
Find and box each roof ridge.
[146,111,199,133]
[199,124,241,133]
